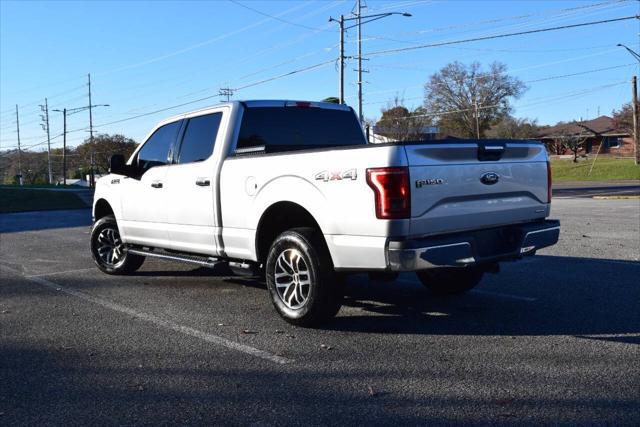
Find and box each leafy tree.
[612,102,636,132]
[375,97,433,142]
[486,116,539,139]
[74,134,138,175]
[322,97,340,104]
[423,61,526,138]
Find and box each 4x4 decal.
[314,169,357,182]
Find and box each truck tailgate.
[405,141,550,237]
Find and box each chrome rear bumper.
[387,220,560,271]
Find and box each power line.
[359,0,630,43]
[365,15,639,57]
[229,0,330,32]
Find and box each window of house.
[607,137,621,148]
[177,113,223,164]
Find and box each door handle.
[195,178,211,187]
[151,181,163,188]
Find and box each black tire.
[90,215,145,275]
[416,267,484,295]
[265,227,343,327]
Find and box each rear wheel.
[90,215,145,274]
[265,228,343,327]
[416,267,484,295]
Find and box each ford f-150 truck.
[91,100,559,326]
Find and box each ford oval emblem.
[480,172,500,185]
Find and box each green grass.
[551,158,640,182]
[0,188,88,213]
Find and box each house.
[538,116,634,157]
[370,125,439,143]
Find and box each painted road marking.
[3,265,292,365]
[26,267,96,277]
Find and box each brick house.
[538,116,634,158]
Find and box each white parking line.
[26,267,96,278]
[471,289,537,302]
[3,266,292,365]
[397,279,537,302]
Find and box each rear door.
[164,109,226,255]
[406,141,550,237]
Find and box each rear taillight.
[366,167,411,219]
[547,160,552,203]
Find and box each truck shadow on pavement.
[327,255,640,341]
[0,209,91,233]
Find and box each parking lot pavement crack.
[2,265,293,365]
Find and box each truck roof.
[161,100,352,124]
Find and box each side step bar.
[127,247,223,269]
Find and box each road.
[1,198,639,425]
[553,180,639,198]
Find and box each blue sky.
[1,0,638,152]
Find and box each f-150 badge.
[415,178,444,188]
[315,169,357,182]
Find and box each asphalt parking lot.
[1,197,639,425]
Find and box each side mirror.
[109,154,128,176]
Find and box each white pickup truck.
[91,100,559,326]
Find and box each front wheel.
[265,228,343,327]
[90,215,145,274]
[416,267,484,295]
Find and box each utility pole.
[62,108,67,186]
[218,87,234,102]
[15,105,23,186]
[474,100,481,139]
[633,76,639,165]
[328,14,347,104]
[356,0,363,123]
[40,98,52,184]
[53,101,108,186]
[88,73,95,187]
[339,15,345,104]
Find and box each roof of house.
[538,115,628,138]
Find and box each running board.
[127,247,223,269]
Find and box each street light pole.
[357,0,363,123]
[339,15,345,104]
[329,10,411,117]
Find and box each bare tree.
[423,61,526,138]
[554,126,588,163]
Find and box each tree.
[486,116,539,139]
[423,61,526,138]
[375,96,432,142]
[555,125,587,163]
[74,134,138,176]
[612,102,636,132]
[321,97,340,104]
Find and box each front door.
[119,120,182,248]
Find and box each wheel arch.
[93,198,114,221]
[255,201,329,264]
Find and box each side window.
[177,113,223,164]
[137,121,181,172]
